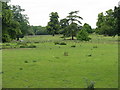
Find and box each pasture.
[2,34,118,88]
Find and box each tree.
[11,5,29,40]
[96,9,117,36]
[59,18,69,37]
[2,2,21,42]
[114,6,120,36]
[65,11,83,40]
[82,23,93,33]
[46,12,60,36]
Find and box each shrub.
[77,30,91,41]
[71,45,76,47]
[88,54,92,57]
[59,42,67,45]
[34,41,39,43]
[54,42,67,45]
[28,45,36,48]
[93,46,98,48]
[54,42,59,45]
[19,68,23,70]
[20,45,26,48]
[24,61,28,63]
[6,44,11,46]
[33,60,37,62]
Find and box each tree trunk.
[72,35,74,40]
[17,37,19,41]
[52,34,55,36]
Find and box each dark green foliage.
[19,68,23,70]
[88,54,92,57]
[61,11,83,40]
[77,29,91,41]
[54,42,59,45]
[54,42,67,45]
[19,44,36,48]
[93,46,98,48]
[24,61,28,63]
[96,9,117,36]
[46,12,60,36]
[2,2,29,42]
[82,23,93,33]
[28,45,36,48]
[34,41,39,43]
[59,42,67,45]
[87,81,95,89]
[33,60,37,62]
[5,44,10,46]
[114,6,120,36]
[20,45,26,48]
[71,45,76,47]
[30,26,48,35]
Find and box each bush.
[54,42,59,45]
[71,45,76,47]
[34,41,39,43]
[59,42,67,45]
[54,42,67,45]
[20,45,26,48]
[77,30,91,41]
[93,46,98,48]
[28,45,36,48]
[6,44,11,46]
[2,34,11,43]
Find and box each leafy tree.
[62,11,83,40]
[82,23,93,33]
[96,9,117,36]
[11,5,29,40]
[2,2,21,42]
[114,6,120,36]
[59,18,69,37]
[46,12,60,36]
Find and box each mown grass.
[2,34,118,88]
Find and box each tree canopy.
[46,12,60,36]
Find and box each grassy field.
[2,34,118,88]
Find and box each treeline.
[46,11,93,40]
[2,2,30,42]
[1,1,49,42]
[95,7,120,36]
[2,1,120,42]
[46,6,120,40]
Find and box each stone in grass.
[64,52,68,56]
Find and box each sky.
[9,0,119,28]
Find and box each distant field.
[2,34,118,88]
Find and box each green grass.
[2,34,118,88]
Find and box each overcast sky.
[9,0,119,28]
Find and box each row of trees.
[96,6,120,36]
[46,6,120,39]
[2,1,30,42]
[46,11,93,40]
[2,1,119,42]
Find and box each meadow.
[2,34,118,88]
